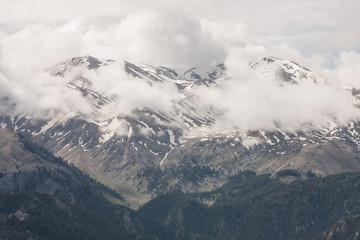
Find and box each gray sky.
[1,0,359,68]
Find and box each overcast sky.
[0,0,360,133]
[1,0,359,68]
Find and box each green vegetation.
[140,170,360,240]
[0,132,174,240]
[4,131,360,239]
[314,215,360,240]
[141,165,219,195]
[0,191,174,240]
[275,169,302,178]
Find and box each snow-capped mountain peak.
[2,55,360,202]
[51,55,114,77]
[250,56,324,84]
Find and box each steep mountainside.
[139,170,360,240]
[0,128,173,239]
[1,55,360,205]
[314,215,360,240]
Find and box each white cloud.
[195,74,358,132]
[102,118,130,136]
[331,51,360,88]
[82,61,181,116]
[0,1,360,134]
[2,0,359,56]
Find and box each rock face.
[315,215,360,240]
[1,56,360,206]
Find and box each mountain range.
[1,55,360,207]
[2,55,360,239]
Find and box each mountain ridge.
[0,128,174,239]
[1,55,360,206]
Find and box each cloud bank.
[0,5,360,134]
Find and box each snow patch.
[128,126,132,139]
[149,149,159,156]
[37,118,60,135]
[167,130,176,145]
[279,130,290,140]
[242,137,260,149]
[259,130,267,140]
[100,132,114,143]
[138,121,155,135]
[160,146,174,165]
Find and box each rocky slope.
[315,215,360,240]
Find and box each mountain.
[250,56,323,84]
[315,215,360,240]
[0,128,174,239]
[1,55,360,206]
[139,170,360,240]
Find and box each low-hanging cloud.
[0,69,92,120]
[0,10,360,135]
[82,61,181,117]
[331,51,360,89]
[194,72,359,132]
